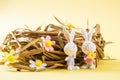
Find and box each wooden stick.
[35,26,41,31]
[54,16,64,25]
[43,52,55,60]
[47,52,63,60]
[96,44,104,59]
[23,31,59,36]
[46,63,64,69]
[19,38,41,53]
[0,62,4,65]
[21,48,43,56]
[9,63,36,71]
[49,51,66,56]
[10,32,21,49]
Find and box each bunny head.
[64,28,77,58]
[81,28,96,54]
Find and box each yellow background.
[0,0,120,59]
[0,1,120,80]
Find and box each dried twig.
[1,23,106,71]
[19,38,41,53]
[9,63,35,71]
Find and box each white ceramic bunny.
[80,28,96,69]
[64,28,79,70]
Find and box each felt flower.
[85,58,95,65]
[84,52,96,65]
[87,52,96,59]
[2,49,19,65]
[29,60,47,70]
[41,35,55,51]
[66,23,73,29]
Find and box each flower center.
[35,60,42,66]
[7,54,14,61]
[46,40,52,47]
[66,23,73,29]
[88,52,96,59]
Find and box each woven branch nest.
[0,23,105,71]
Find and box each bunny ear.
[63,27,70,42]
[70,28,75,42]
[80,28,88,41]
[88,28,94,41]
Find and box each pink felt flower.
[41,35,55,51]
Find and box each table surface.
[0,60,120,80]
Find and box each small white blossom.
[29,60,47,70]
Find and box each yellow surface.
[0,60,120,80]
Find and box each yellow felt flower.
[87,52,96,59]
[4,49,19,64]
[66,23,73,29]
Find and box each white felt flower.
[29,60,47,70]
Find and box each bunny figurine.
[80,28,96,70]
[64,28,79,70]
